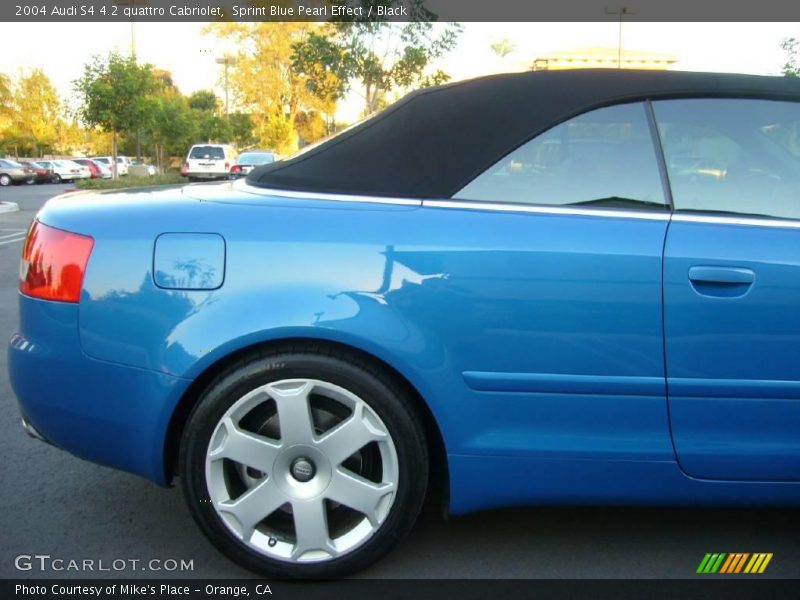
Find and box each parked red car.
[21,161,55,184]
[72,158,101,178]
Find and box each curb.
[0,201,20,214]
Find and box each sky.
[1,21,798,122]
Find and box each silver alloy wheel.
[0,174,10,186]
[205,379,399,563]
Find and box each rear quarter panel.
[44,184,664,462]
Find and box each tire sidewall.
[0,174,11,186]
[180,352,429,578]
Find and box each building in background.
[532,47,678,71]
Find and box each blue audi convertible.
[9,70,800,577]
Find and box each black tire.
[179,345,429,578]
[51,174,61,184]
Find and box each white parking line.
[0,234,26,246]
[0,230,25,241]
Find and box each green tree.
[152,68,178,90]
[0,73,10,111]
[196,112,232,143]
[229,112,257,149]
[299,2,462,115]
[10,69,62,156]
[151,92,197,170]
[0,73,12,153]
[206,23,319,154]
[291,29,349,133]
[140,69,196,169]
[186,90,232,143]
[781,38,799,77]
[188,89,220,112]
[74,52,157,176]
[54,119,89,156]
[295,109,327,145]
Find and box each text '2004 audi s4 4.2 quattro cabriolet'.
[9,69,800,578]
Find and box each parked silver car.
[0,159,36,186]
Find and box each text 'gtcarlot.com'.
[14,554,194,572]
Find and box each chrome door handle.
[688,266,755,285]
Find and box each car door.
[654,98,800,480]
[432,101,676,462]
[41,161,62,177]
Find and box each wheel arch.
[164,336,450,515]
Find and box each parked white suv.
[183,144,236,181]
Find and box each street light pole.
[216,56,237,118]
[605,6,636,68]
[130,17,136,61]
[115,0,146,161]
[132,11,140,160]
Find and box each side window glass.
[454,102,667,209]
[653,99,800,220]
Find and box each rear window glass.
[455,102,666,210]
[654,99,800,220]
[190,146,225,160]
[238,152,275,165]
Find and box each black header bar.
[2,0,800,22]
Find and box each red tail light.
[180,162,189,176]
[230,165,241,173]
[19,221,94,303]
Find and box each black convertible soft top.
[246,69,800,199]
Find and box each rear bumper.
[8,295,193,485]
[21,415,52,445]
[187,172,227,179]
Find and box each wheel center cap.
[290,457,316,482]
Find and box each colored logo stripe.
[719,553,749,573]
[697,553,772,574]
[744,553,773,574]
[697,553,726,573]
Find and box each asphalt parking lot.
[0,183,798,580]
